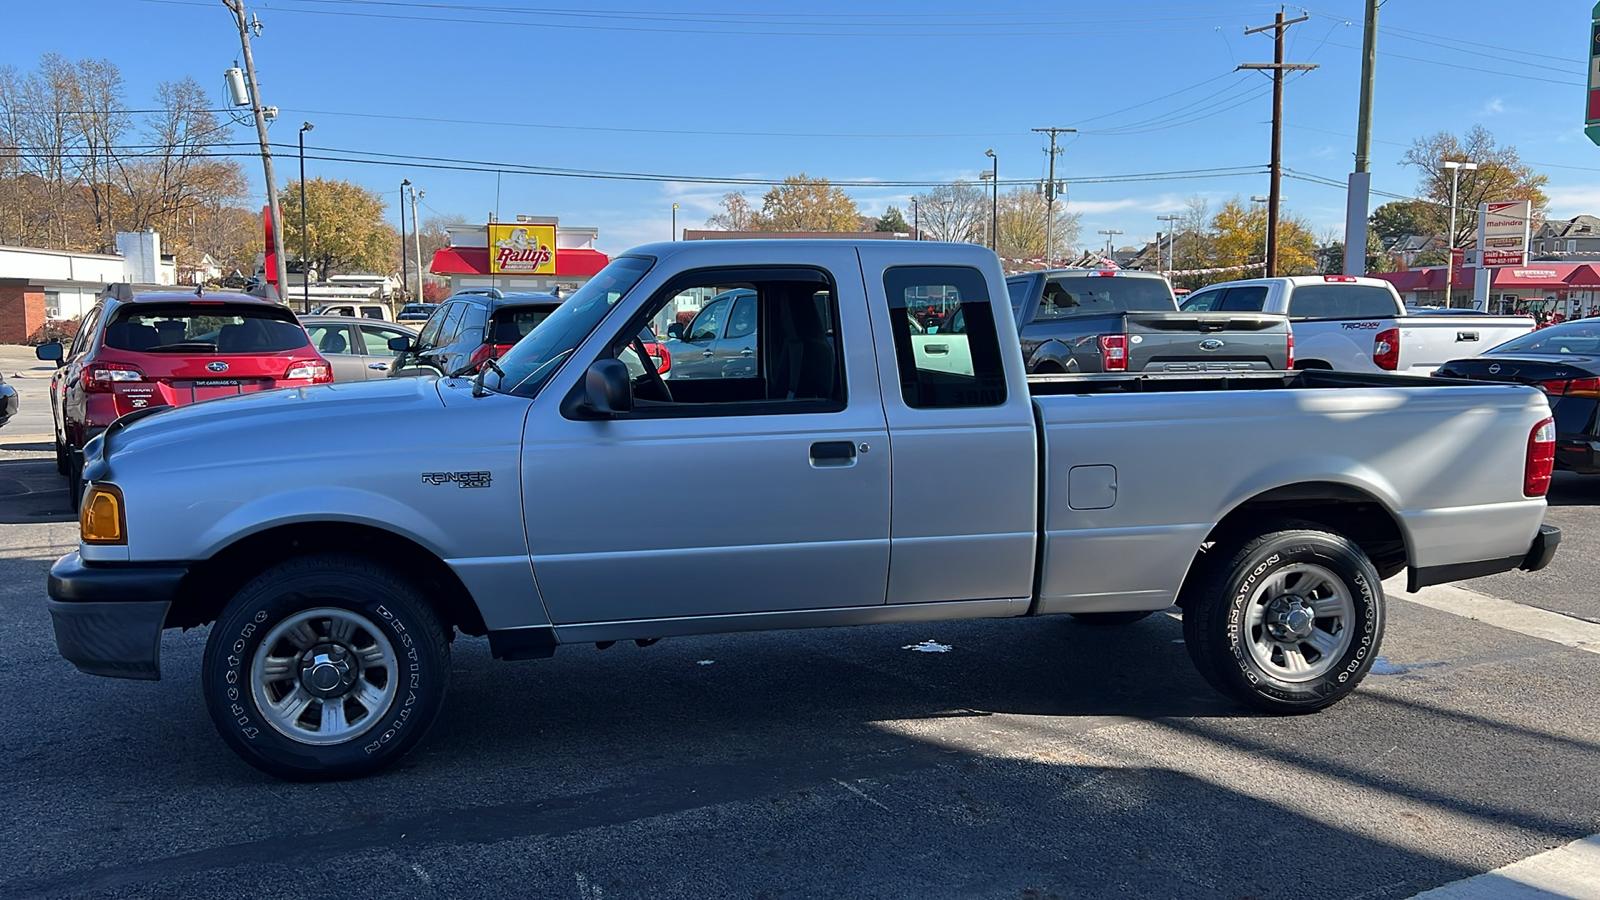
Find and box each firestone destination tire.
[201,555,450,781]
[1182,525,1384,714]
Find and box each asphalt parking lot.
[0,356,1597,899]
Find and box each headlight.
[81,484,126,545]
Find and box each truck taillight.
[284,359,333,384]
[1098,334,1128,372]
[1526,417,1556,497]
[1324,275,1358,282]
[1286,331,1294,370]
[84,363,143,392]
[1373,328,1400,371]
[646,340,672,374]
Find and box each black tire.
[66,449,83,513]
[1182,525,1384,714]
[202,555,451,781]
[1070,610,1157,626]
[54,440,68,476]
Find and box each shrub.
[29,319,80,346]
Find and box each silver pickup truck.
[49,240,1561,780]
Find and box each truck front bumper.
[47,551,188,681]
[1408,524,1562,591]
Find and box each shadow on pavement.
[1546,470,1600,507]
[0,457,72,524]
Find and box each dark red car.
[37,286,332,506]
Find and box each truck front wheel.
[1182,526,1383,713]
[201,555,451,780]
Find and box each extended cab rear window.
[1287,285,1397,320]
[103,303,311,354]
[1034,275,1174,319]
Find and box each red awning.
[430,246,609,279]
[1491,265,1578,290]
[1565,264,1600,287]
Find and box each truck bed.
[1026,367,1452,395]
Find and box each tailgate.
[1398,316,1537,370]
[1124,312,1290,372]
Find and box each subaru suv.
[36,285,332,508]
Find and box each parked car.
[34,284,333,508]
[396,303,438,324]
[392,288,666,377]
[1435,319,1600,475]
[1006,269,1292,373]
[311,302,392,321]
[1180,275,1536,375]
[660,288,758,380]
[299,316,418,382]
[47,241,1559,780]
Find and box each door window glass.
[883,266,1007,409]
[72,305,102,356]
[306,323,355,355]
[592,270,845,416]
[1219,286,1269,311]
[435,303,468,346]
[1005,277,1032,315]
[686,298,729,342]
[361,306,385,319]
[417,303,451,346]
[359,324,406,357]
[1180,289,1222,311]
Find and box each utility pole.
[399,178,410,302]
[1345,0,1379,275]
[1240,12,1317,277]
[223,0,287,299]
[409,184,424,300]
[1032,127,1075,265]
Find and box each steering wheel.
[629,336,673,402]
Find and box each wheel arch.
[1029,340,1078,373]
[169,521,488,637]
[1176,481,1409,610]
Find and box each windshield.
[104,302,310,354]
[1490,321,1600,356]
[487,256,654,397]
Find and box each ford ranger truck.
[47,240,1561,780]
[1179,275,1536,375]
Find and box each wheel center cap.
[299,643,355,698]
[1265,596,1316,642]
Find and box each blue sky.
[6,0,1600,256]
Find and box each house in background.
[0,229,177,343]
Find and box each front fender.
[192,486,457,560]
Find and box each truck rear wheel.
[1182,525,1383,713]
[201,555,450,781]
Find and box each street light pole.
[297,121,313,313]
[1442,160,1477,309]
[1158,214,1181,277]
[984,149,998,253]
[1098,229,1123,262]
[910,196,919,240]
[672,203,678,241]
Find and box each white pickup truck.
[47,240,1560,780]
[1179,275,1535,375]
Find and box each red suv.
[37,286,331,507]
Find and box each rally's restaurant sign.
[487,223,558,275]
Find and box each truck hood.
[98,376,446,471]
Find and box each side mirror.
[583,359,633,417]
[388,335,413,353]
[35,341,64,365]
[667,322,684,340]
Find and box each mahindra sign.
[1478,200,1531,268]
[487,223,558,275]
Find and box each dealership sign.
[487,223,557,275]
[1478,200,1531,268]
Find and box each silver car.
[299,316,418,382]
[661,288,758,380]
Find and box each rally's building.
[428,216,608,295]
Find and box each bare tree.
[996,187,1082,261]
[705,191,761,230]
[914,181,987,243]
[1402,126,1549,250]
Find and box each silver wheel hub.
[251,608,398,746]
[1243,563,1355,683]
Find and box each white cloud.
[1476,97,1507,117]
[1544,183,1600,216]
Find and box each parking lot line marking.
[1406,833,1600,899]
[1388,580,1600,655]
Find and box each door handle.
[809,440,857,468]
[740,348,753,356]
[702,350,714,357]
[1457,331,1480,342]
[925,343,949,355]
[369,363,390,369]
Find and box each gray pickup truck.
[1005,269,1292,373]
[48,240,1559,780]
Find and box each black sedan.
[1435,320,1600,474]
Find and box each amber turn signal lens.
[81,484,126,545]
